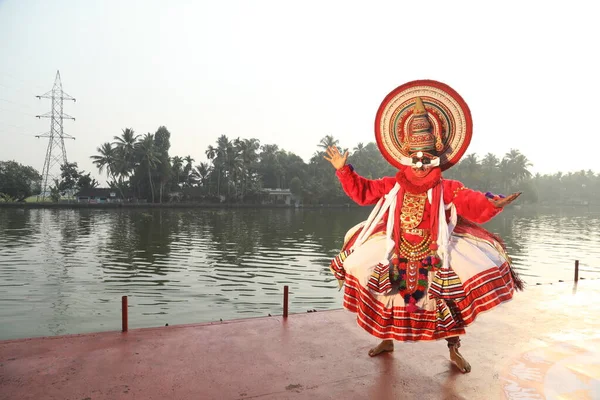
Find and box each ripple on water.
[0,208,599,340]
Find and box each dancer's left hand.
[491,192,521,208]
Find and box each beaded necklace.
[398,233,432,261]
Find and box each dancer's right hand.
[324,146,348,170]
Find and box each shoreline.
[0,202,598,211]
[0,202,357,209]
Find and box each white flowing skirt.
[339,227,515,341]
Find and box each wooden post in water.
[122,296,128,332]
[574,260,579,283]
[283,286,289,318]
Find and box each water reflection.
[0,207,599,340]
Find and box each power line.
[0,128,43,137]
[0,105,37,117]
[0,97,36,110]
[0,71,49,92]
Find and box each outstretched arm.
[325,146,394,206]
[444,180,521,224]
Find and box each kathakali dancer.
[325,80,524,373]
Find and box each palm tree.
[136,133,161,203]
[206,135,233,198]
[500,149,533,192]
[318,135,339,151]
[481,153,501,193]
[193,162,211,193]
[234,138,260,200]
[259,144,281,189]
[112,128,139,177]
[224,139,243,198]
[353,142,364,153]
[171,156,184,189]
[460,153,483,189]
[481,153,499,169]
[205,145,222,196]
[183,155,195,188]
[91,142,128,199]
[111,128,140,199]
[90,142,117,185]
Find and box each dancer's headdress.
[374,80,472,170]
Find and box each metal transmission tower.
[35,70,76,201]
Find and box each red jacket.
[335,164,501,227]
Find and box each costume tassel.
[329,249,354,289]
[405,295,418,313]
[367,262,392,294]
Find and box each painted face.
[409,151,437,177]
[411,164,433,177]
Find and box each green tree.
[290,176,302,198]
[0,161,41,201]
[192,162,211,193]
[91,143,118,184]
[500,149,532,192]
[258,144,281,189]
[112,128,139,178]
[171,156,184,190]
[49,179,61,202]
[481,153,502,194]
[318,134,339,151]
[77,172,99,191]
[234,137,260,200]
[183,155,195,188]
[57,162,98,197]
[154,126,172,203]
[136,133,161,203]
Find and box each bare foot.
[449,346,472,373]
[368,339,394,357]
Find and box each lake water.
[1,207,599,340]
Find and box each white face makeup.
[399,151,440,170]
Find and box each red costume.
[329,80,523,343]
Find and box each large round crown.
[374,80,472,171]
[407,97,437,154]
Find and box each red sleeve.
[335,164,396,206]
[443,179,502,224]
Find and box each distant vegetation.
[1,127,598,206]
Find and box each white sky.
[1,0,598,184]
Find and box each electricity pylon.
[35,70,76,201]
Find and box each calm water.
[1,207,599,340]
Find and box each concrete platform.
[1,280,599,400]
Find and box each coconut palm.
[318,135,339,151]
[224,139,243,197]
[171,156,184,189]
[500,149,532,192]
[91,142,128,199]
[91,142,117,183]
[112,128,139,177]
[193,162,211,193]
[480,153,502,193]
[353,142,364,153]
[236,138,260,199]
[259,144,282,189]
[481,153,500,169]
[182,155,195,188]
[205,145,222,196]
[135,133,161,203]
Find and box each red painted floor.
[1,280,599,400]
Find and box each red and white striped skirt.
[339,228,515,342]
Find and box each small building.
[75,188,132,203]
[262,188,294,206]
